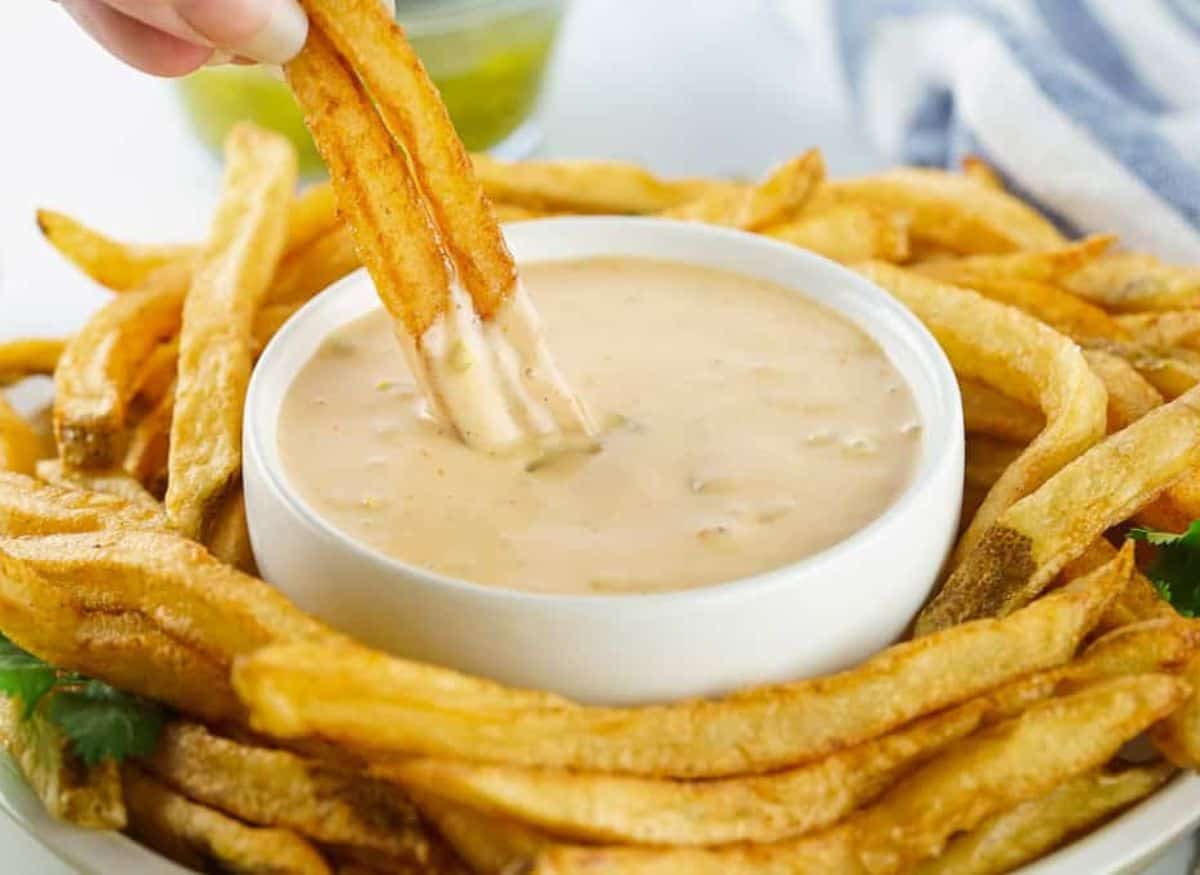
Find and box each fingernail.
[235,0,308,65]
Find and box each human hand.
[60,0,308,77]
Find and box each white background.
[0,0,1193,871]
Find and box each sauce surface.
[279,257,921,595]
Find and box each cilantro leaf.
[46,680,165,766]
[1129,521,1200,618]
[0,635,58,719]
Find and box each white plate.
[3,750,1198,874]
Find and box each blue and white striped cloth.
[826,0,1200,261]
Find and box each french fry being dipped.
[285,2,595,455]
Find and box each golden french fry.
[36,209,194,292]
[123,765,331,875]
[1116,310,1200,351]
[414,793,551,875]
[53,261,191,468]
[0,528,335,722]
[663,151,824,230]
[165,124,296,541]
[856,264,1107,567]
[532,675,1187,875]
[948,276,1125,343]
[128,337,178,407]
[914,235,1115,284]
[266,223,360,308]
[205,488,257,574]
[766,202,910,263]
[286,27,451,338]
[1082,348,1163,431]
[1083,339,1200,400]
[918,385,1200,633]
[0,338,65,386]
[146,722,432,862]
[1065,252,1200,312]
[33,459,162,514]
[253,304,301,353]
[492,203,551,222]
[235,561,1122,778]
[0,470,163,534]
[469,154,727,215]
[912,763,1175,875]
[961,155,1004,191]
[123,381,173,496]
[831,169,1065,254]
[1150,652,1200,769]
[0,694,125,829]
[285,182,340,254]
[0,395,42,476]
[958,378,1044,443]
[1058,537,1174,632]
[964,436,1022,495]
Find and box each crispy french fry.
[469,154,727,215]
[964,436,1022,496]
[857,264,1107,567]
[0,338,65,386]
[123,765,331,875]
[961,155,1004,191]
[266,223,360,308]
[123,380,173,496]
[0,470,163,534]
[531,675,1187,875]
[766,202,910,263]
[1116,310,1200,351]
[943,276,1125,343]
[918,385,1200,633]
[1058,537,1174,631]
[36,209,194,292]
[285,183,340,254]
[253,304,301,353]
[0,528,336,722]
[912,763,1176,875]
[414,793,552,875]
[129,337,178,406]
[235,561,1123,778]
[831,169,1065,254]
[492,203,550,222]
[166,124,296,541]
[663,151,824,230]
[34,459,162,514]
[0,694,125,829]
[1065,252,1200,312]
[0,395,42,475]
[146,722,432,862]
[958,378,1043,443]
[914,236,1115,284]
[1150,651,1200,769]
[1083,339,1200,399]
[206,488,257,574]
[53,261,191,468]
[1082,348,1163,431]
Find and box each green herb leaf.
[45,680,164,766]
[1129,521,1200,617]
[0,635,58,719]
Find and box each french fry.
[52,260,191,468]
[123,765,331,875]
[766,203,910,263]
[943,276,1125,343]
[0,338,65,386]
[1082,348,1163,431]
[35,209,194,292]
[165,124,296,541]
[145,722,432,862]
[0,694,125,829]
[285,182,341,254]
[33,459,163,514]
[961,155,1004,191]
[958,378,1043,443]
[912,763,1175,875]
[663,151,824,230]
[469,153,727,215]
[253,304,302,352]
[206,488,257,574]
[1116,310,1200,352]
[0,528,336,722]
[266,223,360,308]
[531,675,1187,875]
[414,793,552,875]
[1064,252,1200,312]
[492,203,550,222]
[0,470,163,534]
[831,169,1065,254]
[234,559,1123,777]
[128,337,178,406]
[123,380,173,496]
[857,264,1107,567]
[0,395,42,475]
[1083,339,1200,400]
[913,235,1115,284]
[964,436,1022,496]
[917,385,1200,633]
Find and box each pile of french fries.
[6,36,1200,869]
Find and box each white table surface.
[0,0,1193,872]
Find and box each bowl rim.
[245,215,963,611]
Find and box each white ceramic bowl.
[244,217,964,704]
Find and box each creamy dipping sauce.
[279,257,921,595]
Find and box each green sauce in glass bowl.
[177,0,565,173]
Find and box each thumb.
[171,0,308,65]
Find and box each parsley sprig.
[0,634,164,765]
[1128,521,1200,618]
